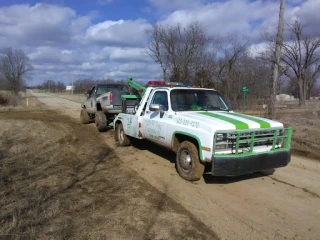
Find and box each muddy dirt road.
[0,109,217,239]
[31,91,320,240]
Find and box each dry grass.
[0,91,21,106]
[0,110,218,240]
[235,103,320,160]
[277,110,320,160]
[0,90,41,109]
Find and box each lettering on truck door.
[142,90,168,145]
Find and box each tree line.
[35,78,127,94]
[145,20,320,108]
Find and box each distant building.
[66,86,74,91]
[276,94,295,101]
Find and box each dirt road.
[1,109,217,239]
[31,91,320,240]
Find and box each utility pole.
[71,72,74,95]
[268,0,285,119]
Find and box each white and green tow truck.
[114,77,292,181]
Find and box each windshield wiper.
[202,106,229,111]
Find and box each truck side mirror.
[149,104,160,112]
[227,103,231,110]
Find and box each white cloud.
[148,0,205,12]
[27,44,160,84]
[1,1,319,86]
[290,0,320,36]
[109,47,150,62]
[29,46,81,64]
[160,0,280,40]
[158,0,320,42]
[85,19,151,47]
[0,3,77,47]
[248,42,269,58]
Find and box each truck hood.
[179,111,283,130]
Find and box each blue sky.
[0,0,319,86]
[2,0,159,24]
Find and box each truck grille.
[214,128,292,155]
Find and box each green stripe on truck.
[226,112,271,128]
[198,112,249,129]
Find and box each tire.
[95,111,108,132]
[260,169,276,176]
[116,123,131,146]
[80,108,90,124]
[114,123,119,141]
[176,141,204,181]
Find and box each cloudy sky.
[0,0,319,86]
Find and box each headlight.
[277,129,284,136]
[276,138,284,147]
[216,133,227,141]
[215,144,227,150]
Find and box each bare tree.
[56,81,66,92]
[282,21,320,106]
[42,80,56,92]
[0,47,34,94]
[146,25,169,81]
[146,22,210,83]
[215,35,249,101]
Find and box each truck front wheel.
[176,141,204,181]
[116,123,131,146]
[80,108,90,124]
[95,111,108,132]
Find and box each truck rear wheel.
[117,123,131,146]
[95,111,108,132]
[114,123,119,141]
[80,108,90,124]
[176,141,204,181]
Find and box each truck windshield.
[96,85,128,95]
[170,89,229,111]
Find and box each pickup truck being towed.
[114,80,292,181]
[80,83,135,131]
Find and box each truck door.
[142,90,169,146]
[85,87,96,114]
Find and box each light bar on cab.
[146,80,166,87]
[148,80,165,85]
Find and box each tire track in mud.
[265,175,320,199]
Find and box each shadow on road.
[203,169,276,184]
[129,137,276,185]
[131,138,176,164]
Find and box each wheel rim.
[119,128,124,142]
[179,149,192,173]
